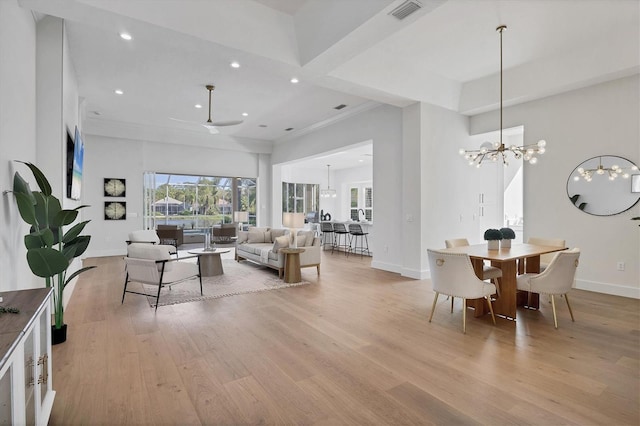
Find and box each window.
[349,184,373,221]
[143,172,257,229]
[282,182,319,214]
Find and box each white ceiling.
[18,0,640,169]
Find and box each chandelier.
[573,157,638,182]
[320,164,337,198]
[460,25,547,167]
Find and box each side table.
[280,247,306,283]
[188,248,231,277]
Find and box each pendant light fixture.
[459,25,547,167]
[320,164,337,198]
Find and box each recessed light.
[290,77,299,84]
[230,61,240,68]
[358,159,364,162]
[120,33,132,41]
[195,104,202,109]
[334,104,347,110]
[242,112,248,117]
[114,89,124,95]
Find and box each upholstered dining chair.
[122,243,201,311]
[516,248,580,329]
[526,237,566,271]
[427,249,497,333]
[444,238,502,312]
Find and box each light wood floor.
[50,250,639,425]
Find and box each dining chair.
[444,238,502,305]
[526,237,566,271]
[320,222,334,250]
[427,249,497,333]
[516,248,580,329]
[331,223,350,255]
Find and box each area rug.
[140,258,311,307]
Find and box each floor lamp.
[282,212,305,248]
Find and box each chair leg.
[155,283,163,312]
[428,292,439,323]
[486,296,496,325]
[121,273,129,304]
[316,264,320,275]
[462,298,467,334]
[198,274,203,296]
[564,293,575,322]
[550,294,558,329]
[450,296,454,313]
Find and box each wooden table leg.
[517,255,540,309]
[491,260,517,319]
[469,258,488,317]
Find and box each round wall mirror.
[567,155,640,216]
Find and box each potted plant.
[499,227,516,248]
[484,228,502,250]
[11,161,95,344]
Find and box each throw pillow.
[272,235,290,253]
[247,230,265,243]
[296,235,307,247]
[298,230,316,247]
[270,228,287,239]
[264,230,272,243]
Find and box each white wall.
[272,105,404,273]
[471,75,640,298]
[0,0,38,291]
[83,135,266,257]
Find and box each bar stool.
[331,223,350,255]
[348,224,370,258]
[320,222,334,250]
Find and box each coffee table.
[280,248,306,283]
[188,248,231,277]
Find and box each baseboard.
[575,279,640,299]
[401,267,428,280]
[370,260,402,274]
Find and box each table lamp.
[282,212,305,248]
[234,211,249,231]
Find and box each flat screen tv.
[70,126,84,200]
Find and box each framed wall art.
[104,178,126,197]
[104,201,126,220]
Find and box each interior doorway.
[470,126,524,242]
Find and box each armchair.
[127,230,177,256]
[122,243,201,311]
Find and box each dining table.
[440,243,567,319]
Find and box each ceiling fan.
[169,84,243,134]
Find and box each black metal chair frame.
[348,224,370,258]
[331,223,350,255]
[320,222,335,250]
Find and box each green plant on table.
[483,229,503,241]
[11,161,95,330]
[499,227,516,239]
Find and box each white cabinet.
[0,288,55,426]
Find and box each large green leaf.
[12,171,36,199]
[24,228,54,249]
[33,192,61,231]
[17,161,52,196]
[62,220,90,243]
[64,266,97,288]
[53,209,78,227]
[26,248,69,278]
[13,191,38,226]
[63,236,91,261]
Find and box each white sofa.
[235,227,321,278]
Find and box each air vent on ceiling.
[259,124,268,128]
[285,128,294,131]
[389,0,422,20]
[334,104,347,110]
